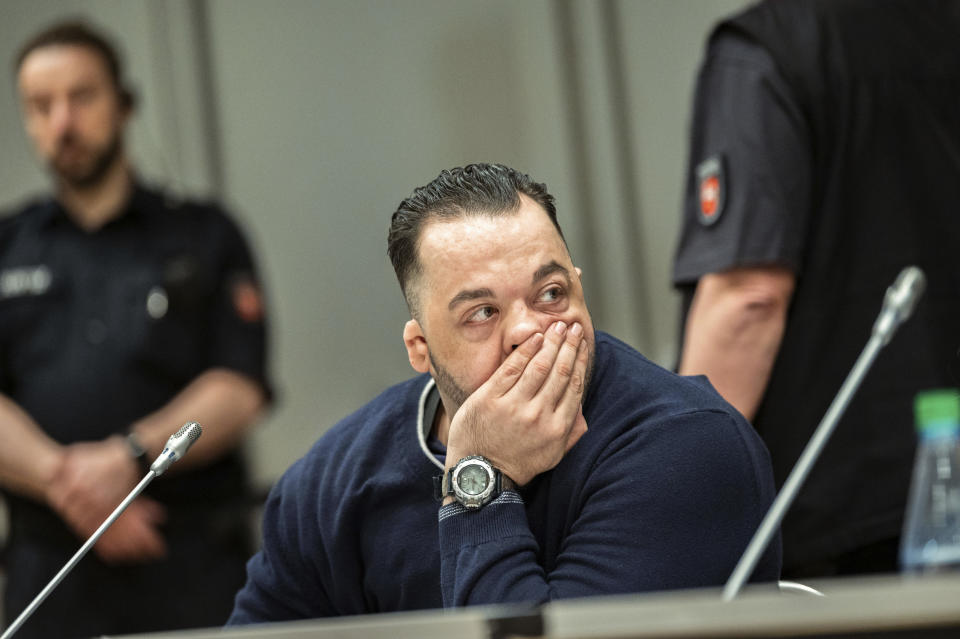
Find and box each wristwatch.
[437,455,518,509]
[125,432,151,474]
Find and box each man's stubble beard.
[430,355,471,411]
[51,128,123,191]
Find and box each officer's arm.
[678,266,795,421]
[129,368,266,473]
[0,393,64,500]
[0,394,168,561]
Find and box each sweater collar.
[416,378,445,470]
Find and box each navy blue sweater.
[229,332,780,623]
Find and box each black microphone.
[722,266,926,600]
[0,422,203,639]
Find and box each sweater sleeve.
[228,457,337,624]
[438,409,778,606]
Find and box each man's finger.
[137,496,168,525]
[509,321,569,400]
[96,506,168,563]
[486,331,544,397]
[556,336,589,426]
[535,322,584,409]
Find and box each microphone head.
[173,421,203,445]
[167,421,202,457]
[873,266,926,345]
[886,266,926,322]
[150,421,202,476]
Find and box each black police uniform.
[673,0,960,577]
[0,183,271,637]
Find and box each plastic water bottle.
[899,389,960,571]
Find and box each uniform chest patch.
[695,155,725,226]
[0,265,52,300]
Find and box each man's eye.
[539,287,564,303]
[28,100,50,116]
[466,306,496,323]
[73,87,97,105]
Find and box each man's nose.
[49,100,74,138]
[505,303,549,352]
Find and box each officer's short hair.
[14,19,136,111]
[388,163,565,317]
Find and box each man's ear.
[403,319,430,373]
[575,266,583,279]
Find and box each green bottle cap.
[914,389,960,434]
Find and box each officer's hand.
[445,320,589,487]
[47,437,139,534]
[47,437,167,562]
[93,498,168,563]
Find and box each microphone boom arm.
[722,266,925,601]
[1,472,156,639]
[722,331,886,600]
[0,421,202,639]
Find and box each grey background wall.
[0,0,750,488]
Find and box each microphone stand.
[722,267,925,601]
[1,421,201,639]
[1,472,156,639]
[722,332,885,601]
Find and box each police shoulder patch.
[695,154,725,227]
[231,275,264,323]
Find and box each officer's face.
[17,44,127,188]
[403,196,596,415]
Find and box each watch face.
[457,464,490,496]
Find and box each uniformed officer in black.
[0,21,271,637]
[673,0,960,578]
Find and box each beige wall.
[0,0,750,487]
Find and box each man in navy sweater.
[229,164,780,622]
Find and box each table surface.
[103,572,960,639]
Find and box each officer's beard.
[51,129,124,192]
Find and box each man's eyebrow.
[448,287,495,311]
[532,260,571,285]
[446,263,570,311]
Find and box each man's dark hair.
[388,163,565,315]
[14,20,135,110]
